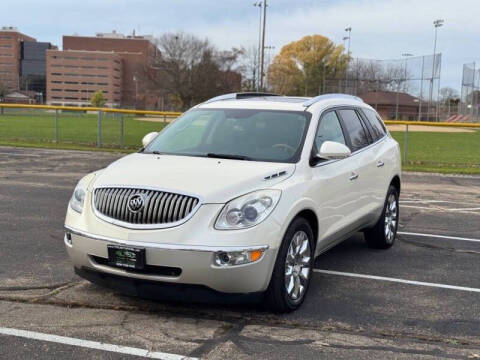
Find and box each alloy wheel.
[384,193,398,244]
[284,230,311,302]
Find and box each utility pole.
[253,2,263,91]
[259,0,267,91]
[344,27,351,93]
[428,19,444,121]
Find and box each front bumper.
[65,226,277,294]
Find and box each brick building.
[46,50,122,107]
[46,32,161,108]
[360,91,433,120]
[0,27,35,92]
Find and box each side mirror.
[142,132,158,147]
[316,141,351,161]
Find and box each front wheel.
[265,217,314,313]
[364,185,399,249]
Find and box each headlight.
[69,182,87,213]
[215,190,281,230]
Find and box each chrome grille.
[93,187,200,227]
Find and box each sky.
[2,0,479,91]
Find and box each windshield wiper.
[206,153,251,161]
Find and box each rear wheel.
[364,185,399,249]
[265,217,314,313]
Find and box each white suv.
[65,93,401,312]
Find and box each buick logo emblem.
[127,193,146,213]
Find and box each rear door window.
[362,108,386,141]
[338,109,371,152]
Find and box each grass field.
[0,110,478,174]
[390,130,480,174]
[0,110,168,149]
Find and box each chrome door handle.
[349,172,359,181]
[377,160,385,168]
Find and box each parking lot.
[0,146,479,359]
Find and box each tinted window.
[338,109,370,151]
[315,111,346,151]
[145,109,310,163]
[363,108,386,141]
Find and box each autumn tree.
[267,35,348,96]
[90,90,106,107]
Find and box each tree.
[439,87,459,104]
[90,90,106,107]
[267,35,348,96]
[237,46,259,91]
[150,32,243,110]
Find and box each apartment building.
[46,49,122,107]
[46,32,161,108]
[0,27,35,91]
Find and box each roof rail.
[204,92,280,104]
[302,93,363,108]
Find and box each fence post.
[120,113,124,148]
[403,124,409,164]
[54,109,59,143]
[97,110,102,147]
[163,114,166,125]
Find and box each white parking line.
[398,231,480,243]
[0,327,197,360]
[313,269,480,293]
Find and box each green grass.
[390,130,480,174]
[0,110,168,149]
[0,109,479,174]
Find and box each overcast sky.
[3,0,478,91]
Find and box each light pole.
[344,27,352,93]
[259,0,268,91]
[342,36,349,54]
[428,19,444,121]
[253,2,262,91]
[264,45,275,89]
[133,74,138,109]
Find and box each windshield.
[144,108,311,163]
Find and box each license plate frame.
[107,244,146,270]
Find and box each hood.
[93,153,295,203]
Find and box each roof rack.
[302,94,363,107]
[204,92,280,104]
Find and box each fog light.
[214,249,264,267]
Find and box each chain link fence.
[459,62,480,122]
[320,54,442,121]
[0,105,180,149]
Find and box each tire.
[364,185,399,249]
[265,217,315,313]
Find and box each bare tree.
[237,46,258,91]
[439,87,459,104]
[149,32,243,110]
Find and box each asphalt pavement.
[0,146,479,359]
